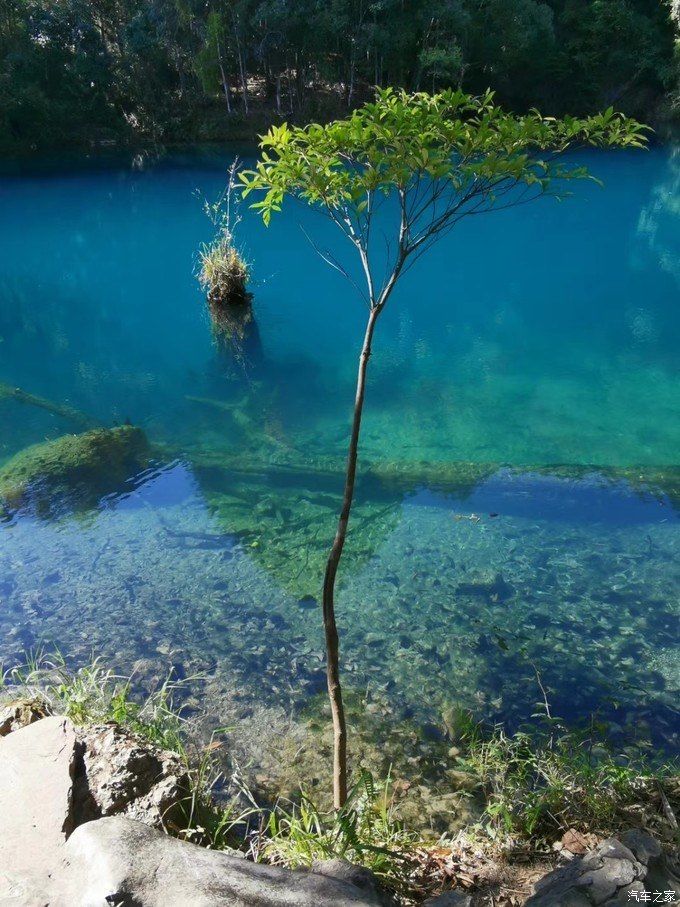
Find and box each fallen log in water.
[186,446,680,507]
[190,448,497,498]
[0,381,98,431]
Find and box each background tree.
[0,0,675,152]
[195,10,232,112]
[240,88,647,808]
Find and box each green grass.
[453,710,679,842]
[252,767,421,897]
[2,651,186,750]
[0,651,256,846]
[2,652,678,902]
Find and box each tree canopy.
[241,88,649,302]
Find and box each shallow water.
[0,147,678,758]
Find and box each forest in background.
[1,0,679,155]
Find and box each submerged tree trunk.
[0,381,98,431]
[322,304,380,809]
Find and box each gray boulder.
[55,816,384,906]
[423,892,472,906]
[0,716,77,905]
[75,722,189,829]
[312,859,386,901]
[527,831,680,906]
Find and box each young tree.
[240,88,647,809]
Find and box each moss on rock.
[0,425,150,517]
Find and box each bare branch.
[299,224,368,304]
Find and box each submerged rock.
[0,425,150,516]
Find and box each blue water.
[0,147,678,763]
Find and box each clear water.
[0,147,678,761]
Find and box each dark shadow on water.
[414,469,680,526]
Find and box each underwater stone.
[0,425,150,516]
[298,595,318,610]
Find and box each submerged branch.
[0,381,99,432]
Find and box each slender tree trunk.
[232,18,249,114]
[322,304,380,810]
[237,47,248,113]
[216,33,232,113]
[286,53,294,113]
[295,54,304,109]
[347,46,356,108]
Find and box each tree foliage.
[241,88,648,297]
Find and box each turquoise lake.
[0,147,678,766]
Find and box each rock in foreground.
[0,716,77,904]
[526,830,680,905]
[0,715,384,906]
[57,817,384,906]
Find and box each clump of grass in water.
[199,236,250,306]
[197,160,251,307]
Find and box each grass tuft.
[0,651,258,848]
[197,159,250,306]
[198,235,250,305]
[2,650,185,751]
[250,767,421,896]
[455,714,679,842]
